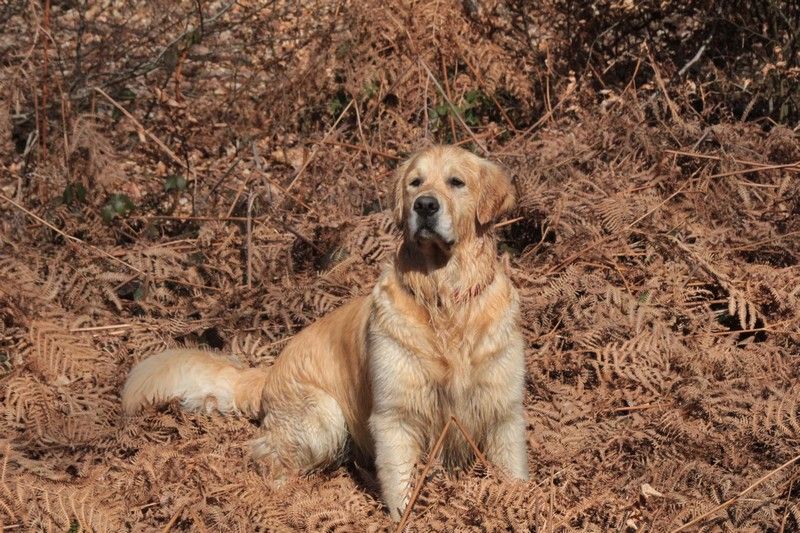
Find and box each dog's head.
[392,145,515,248]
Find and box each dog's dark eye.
[409,177,422,187]
[448,176,465,188]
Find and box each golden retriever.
[122,144,529,519]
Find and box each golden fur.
[122,145,529,519]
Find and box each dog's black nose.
[413,195,439,217]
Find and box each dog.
[122,144,529,520]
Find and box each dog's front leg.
[367,322,429,520]
[480,335,529,481]
[370,412,421,520]
[484,409,529,480]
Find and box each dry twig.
[671,454,800,532]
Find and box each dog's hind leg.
[249,387,348,480]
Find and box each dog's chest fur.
[368,266,523,454]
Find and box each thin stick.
[161,504,184,533]
[70,324,133,333]
[0,193,219,292]
[670,453,800,532]
[663,149,779,168]
[493,216,524,229]
[626,184,687,228]
[249,140,317,211]
[352,96,383,210]
[731,231,800,251]
[500,80,576,155]
[208,148,246,196]
[131,501,160,511]
[190,511,208,533]
[441,54,458,142]
[40,0,51,163]
[139,215,265,223]
[352,96,372,165]
[60,93,70,182]
[543,234,618,277]
[246,190,254,289]
[646,45,681,123]
[547,471,555,533]
[544,184,687,277]
[622,55,643,96]
[533,467,568,492]
[32,73,41,168]
[422,67,430,142]
[286,99,354,191]
[319,139,400,160]
[453,131,495,147]
[262,172,316,213]
[603,402,663,414]
[418,59,488,155]
[0,192,143,275]
[678,37,710,76]
[685,323,793,338]
[706,162,799,179]
[664,148,799,176]
[256,212,324,255]
[225,178,248,218]
[450,416,489,466]
[395,418,453,532]
[262,336,294,348]
[93,87,187,170]
[779,476,796,533]
[455,42,516,131]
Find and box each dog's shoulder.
[369,266,429,326]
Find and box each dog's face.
[393,146,515,248]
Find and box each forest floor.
[1,1,800,531]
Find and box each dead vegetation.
[1,0,800,530]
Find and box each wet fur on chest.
[368,258,522,460]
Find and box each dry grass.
[1,0,800,530]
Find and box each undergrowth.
[1,0,799,530]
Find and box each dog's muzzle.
[411,194,454,246]
[413,195,439,218]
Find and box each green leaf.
[62,183,87,205]
[118,87,137,101]
[188,252,206,265]
[101,193,134,222]
[62,185,74,205]
[76,184,87,202]
[327,90,348,118]
[363,80,378,100]
[164,174,187,192]
[328,99,341,116]
[464,89,483,107]
[100,204,116,223]
[188,28,202,45]
[335,41,353,59]
[111,194,134,213]
[133,286,145,301]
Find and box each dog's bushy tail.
[121,349,268,419]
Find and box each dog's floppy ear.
[392,156,413,228]
[477,159,516,226]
